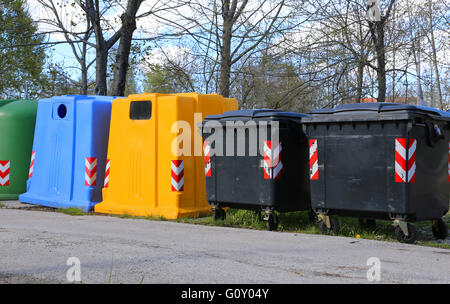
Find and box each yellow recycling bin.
[94,93,238,219]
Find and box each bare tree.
[75,0,124,95]
[425,0,444,109]
[36,0,95,94]
[405,0,425,106]
[111,0,144,96]
[367,0,396,103]
[154,0,289,97]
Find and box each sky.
[26,0,182,83]
[25,0,449,100]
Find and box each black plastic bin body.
[302,103,449,222]
[200,109,311,212]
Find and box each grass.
[116,212,167,221]
[57,207,87,216]
[176,209,450,249]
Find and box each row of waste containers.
[0,94,448,243]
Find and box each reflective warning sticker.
[0,160,10,186]
[395,138,416,183]
[171,160,184,191]
[85,157,97,186]
[263,141,283,180]
[309,139,319,180]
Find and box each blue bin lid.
[311,103,450,117]
[205,109,307,120]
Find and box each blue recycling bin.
[19,95,114,211]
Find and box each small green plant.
[138,275,145,284]
[119,213,134,219]
[144,215,167,221]
[104,254,117,284]
[0,202,5,208]
[58,207,86,216]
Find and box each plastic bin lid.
[0,99,37,118]
[311,103,450,117]
[0,99,18,107]
[205,109,307,120]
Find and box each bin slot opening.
[58,104,67,118]
[130,100,152,120]
[53,103,68,120]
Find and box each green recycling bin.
[0,100,38,200]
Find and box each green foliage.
[39,62,81,97]
[143,63,193,94]
[0,0,45,98]
[144,64,177,93]
[123,65,138,96]
[235,55,317,112]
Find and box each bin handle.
[425,121,444,147]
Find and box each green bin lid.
[0,99,18,107]
[0,99,38,118]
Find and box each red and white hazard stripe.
[395,138,416,183]
[28,151,35,178]
[263,141,283,179]
[171,160,184,191]
[203,141,211,177]
[309,139,319,180]
[85,157,97,186]
[0,160,10,187]
[104,159,110,188]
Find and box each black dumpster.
[200,109,311,230]
[302,103,449,243]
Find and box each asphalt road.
[0,206,449,284]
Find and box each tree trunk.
[374,22,386,103]
[81,61,88,95]
[412,39,425,106]
[220,20,232,98]
[95,41,108,95]
[356,61,364,103]
[368,0,395,103]
[111,0,142,96]
[428,0,443,109]
[83,0,121,96]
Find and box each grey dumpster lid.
[311,103,450,117]
[205,109,307,120]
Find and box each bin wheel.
[266,212,278,231]
[395,223,418,244]
[319,217,340,235]
[213,207,226,221]
[432,219,448,240]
